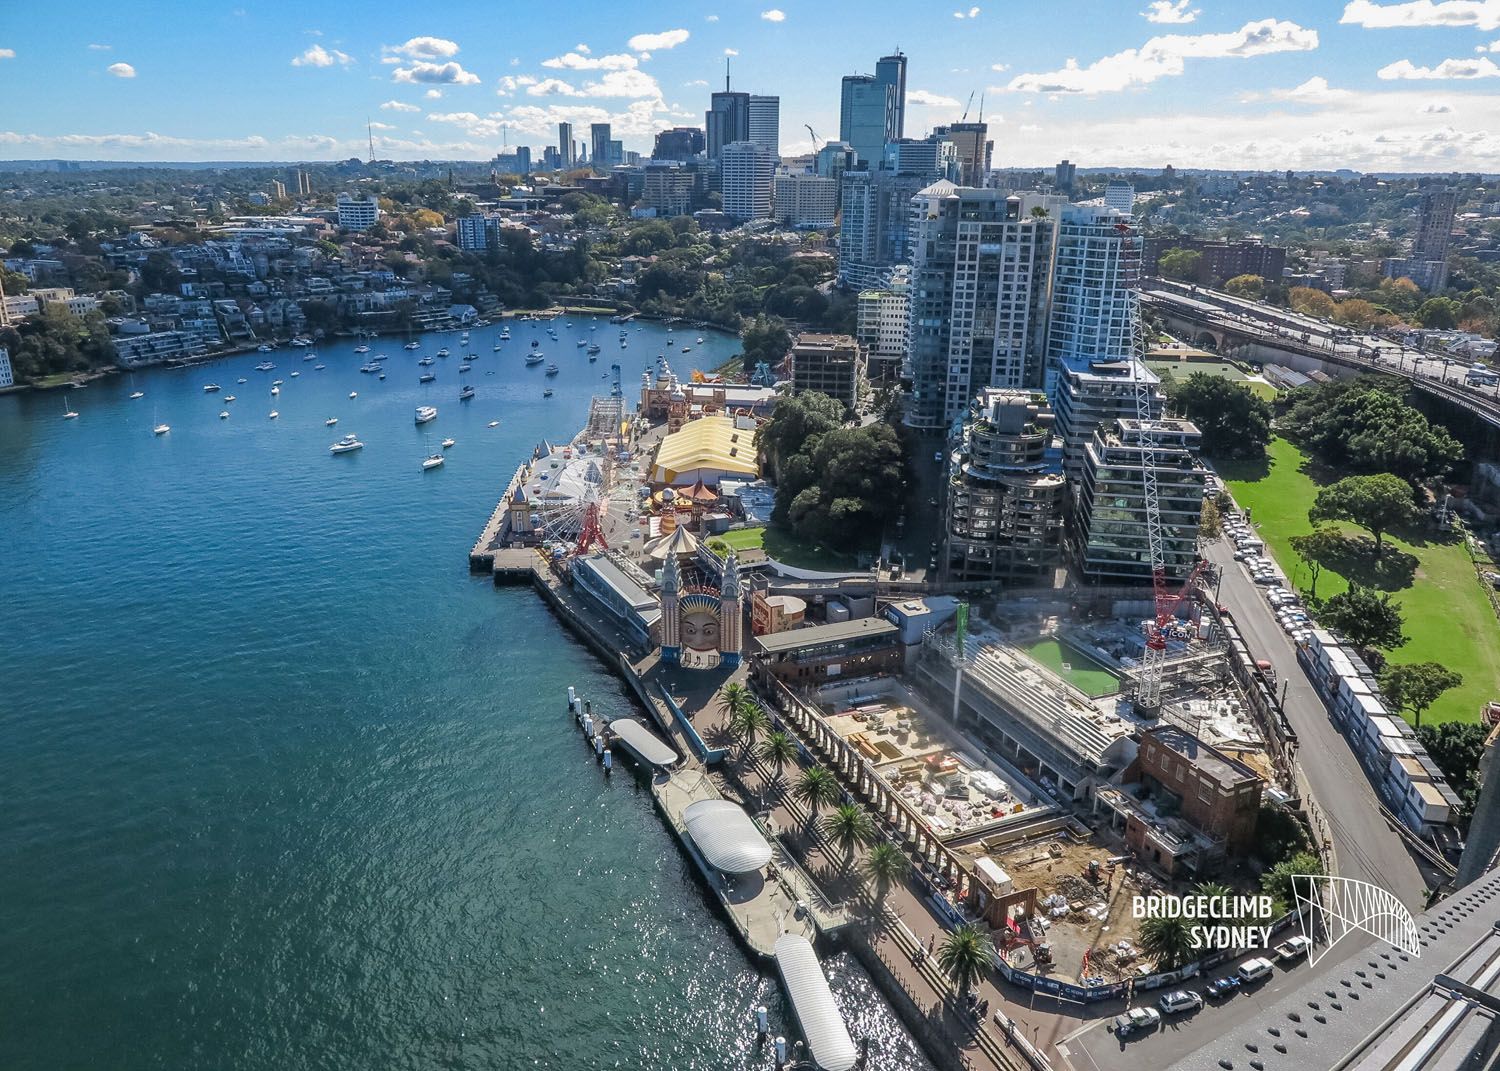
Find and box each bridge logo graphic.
[1293,875,1421,966]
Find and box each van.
[1238,957,1275,984]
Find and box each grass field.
[715,525,861,572]
[1023,638,1121,697]
[1148,359,1278,401]
[1220,437,1500,724]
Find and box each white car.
[1158,990,1204,1015]
[1113,1006,1162,1037]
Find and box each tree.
[1415,721,1488,817]
[862,841,909,915]
[719,682,753,722]
[756,390,845,484]
[795,766,841,831]
[1158,247,1202,281]
[1289,286,1336,318]
[1254,805,1311,865]
[1171,373,1272,458]
[1261,851,1323,913]
[1416,297,1460,330]
[1379,662,1463,727]
[1281,380,1462,485]
[729,702,770,755]
[1138,916,1196,971]
[1224,273,1265,299]
[937,925,992,997]
[756,731,798,777]
[741,314,791,370]
[1334,298,1380,330]
[1288,526,1349,599]
[1319,586,1407,652]
[823,803,876,869]
[1199,497,1221,539]
[1310,474,1419,557]
[781,424,908,551]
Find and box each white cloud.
[685,78,709,86]
[1378,55,1500,77]
[908,89,961,106]
[1341,0,1500,30]
[583,69,664,98]
[368,120,396,130]
[992,62,1009,72]
[1143,0,1199,23]
[706,14,720,21]
[380,100,421,112]
[953,6,981,17]
[527,77,583,97]
[425,88,443,99]
[1249,75,1356,103]
[107,62,135,78]
[1424,100,1454,111]
[1006,18,1318,94]
[724,48,739,56]
[385,36,461,60]
[87,43,111,51]
[575,43,590,54]
[628,29,690,50]
[393,61,480,85]
[291,44,353,67]
[542,51,638,70]
[761,9,786,22]
[0,48,14,59]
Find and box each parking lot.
[1221,514,1314,648]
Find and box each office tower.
[773,173,837,228]
[1045,204,1137,396]
[590,124,612,172]
[837,169,935,288]
[905,184,1066,430]
[856,267,909,383]
[944,389,1067,584]
[883,135,957,179]
[1078,418,1205,581]
[336,192,380,232]
[933,123,992,187]
[706,82,751,160]
[542,145,561,170]
[747,95,780,156]
[494,147,532,175]
[875,51,907,139]
[840,74,898,166]
[607,140,623,167]
[653,127,706,161]
[642,162,699,216]
[1104,180,1134,215]
[719,141,776,222]
[558,122,575,168]
[816,141,857,179]
[1054,159,1076,194]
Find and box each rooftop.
[754,616,900,654]
[1142,725,1261,791]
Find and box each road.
[1203,536,1429,906]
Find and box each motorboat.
[349,391,358,399]
[330,434,363,454]
[378,372,386,380]
[370,353,388,362]
[238,377,248,384]
[255,362,274,372]
[543,388,554,397]
[354,344,369,354]
[422,454,445,471]
[219,410,229,419]
[153,422,170,434]
[269,410,279,419]
[203,383,221,393]
[130,391,144,399]
[271,386,280,396]
[441,437,455,449]
[360,364,380,374]
[272,379,283,386]
[314,364,325,370]
[493,344,502,351]
[577,340,588,348]
[257,343,274,352]
[459,364,472,374]
[290,337,312,347]
[545,364,559,376]
[225,395,236,402]
[437,348,450,357]
[419,372,436,383]
[404,341,421,350]
[418,356,434,366]
[290,371,300,377]
[696,337,704,344]
[303,352,316,361]
[487,420,499,427]
[681,346,692,353]
[414,405,438,424]
[325,417,338,427]
[586,343,601,355]
[525,353,545,365]
[459,384,475,400]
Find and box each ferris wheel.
[530,452,613,554]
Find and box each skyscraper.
[1054,159,1076,195]
[1104,180,1135,215]
[719,141,776,222]
[558,122,575,168]
[1413,187,1458,260]
[653,127,706,161]
[706,69,751,160]
[933,123,992,187]
[747,95,780,156]
[875,51,907,139]
[837,169,936,288]
[839,74,898,167]
[1046,204,1137,396]
[590,124,612,172]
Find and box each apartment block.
[773,173,837,229]
[336,193,381,232]
[855,268,909,383]
[0,345,12,388]
[719,141,776,222]
[1052,355,1164,482]
[642,163,699,217]
[789,332,866,413]
[837,169,935,288]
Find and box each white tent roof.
[773,934,857,1071]
[683,798,772,874]
[608,719,678,767]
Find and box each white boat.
[437,348,450,357]
[325,417,338,427]
[290,371,300,378]
[129,391,144,399]
[697,337,704,343]
[62,397,80,419]
[414,405,438,425]
[153,422,170,435]
[219,411,229,419]
[314,364,325,370]
[330,434,363,454]
[269,411,279,419]
[290,337,311,347]
[404,341,420,350]
[418,356,435,366]
[225,395,236,402]
[354,344,370,354]
[257,343,274,352]
[237,377,248,383]
[422,454,445,470]
[441,437,455,449]
[459,364,472,373]
[272,379,283,386]
[203,383,221,393]
[271,386,280,396]
[303,353,316,361]
[525,353,545,365]
[487,420,499,428]
[255,362,274,372]
[349,391,358,399]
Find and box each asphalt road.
[1203,536,1429,906]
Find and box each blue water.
[0,319,933,1071]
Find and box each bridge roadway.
[1141,282,1500,431]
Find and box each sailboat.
[62,396,80,419]
[152,406,169,435]
[128,374,144,400]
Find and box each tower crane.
[805,124,822,156]
[959,90,976,123]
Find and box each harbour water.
[0,320,934,1071]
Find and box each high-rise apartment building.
[882,134,957,178]
[856,267,909,383]
[944,389,1067,584]
[1104,180,1135,215]
[789,332,866,413]
[1052,355,1163,483]
[837,169,938,288]
[773,173,837,228]
[933,123,992,187]
[541,146,561,170]
[1054,159,1076,195]
[495,147,532,175]
[653,127,706,161]
[590,124,612,172]
[719,141,776,222]
[294,169,312,196]
[747,95,780,156]
[1386,185,1460,291]
[1077,418,1205,581]
[706,87,750,160]
[641,162,698,217]
[840,73,899,166]
[336,193,380,232]
[875,51,907,139]
[457,214,506,251]
[558,122,575,168]
[1045,204,1136,396]
[905,184,1067,430]
[270,179,287,201]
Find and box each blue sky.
[2,0,1500,170]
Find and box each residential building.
[1054,159,1076,195]
[336,193,381,232]
[295,169,311,196]
[944,389,1067,584]
[541,145,562,170]
[875,51,908,139]
[653,127,705,161]
[789,332,865,412]
[839,73,899,166]
[882,134,957,178]
[1077,417,1206,581]
[1383,186,1458,291]
[837,169,936,288]
[456,214,503,252]
[641,163,698,217]
[855,268,909,382]
[905,184,1066,430]
[773,172,837,229]
[0,345,12,388]
[1103,179,1134,215]
[1053,355,1163,482]
[3,292,40,320]
[112,330,203,366]
[32,287,99,317]
[1142,236,1287,286]
[558,122,575,168]
[719,141,776,222]
[747,95,780,155]
[705,86,750,160]
[270,179,287,201]
[932,122,992,187]
[1045,204,1136,396]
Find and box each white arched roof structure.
[683,799,772,874]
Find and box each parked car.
[1112,1006,1162,1037]
[1238,957,1275,984]
[1275,935,1312,962]
[1158,990,1204,1015]
[1206,975,1242,1000]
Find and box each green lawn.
[1220,437,1500,724]
[715,525,862,572]
[1149,359,1278,401]
[1023,638,1121,697]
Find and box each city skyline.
[0,0,1499,171]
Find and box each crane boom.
[804,123,822,155]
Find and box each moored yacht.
[422,454,445,471]
[330,433,363,454]
[203,383,221,393]
[414,405,438,424]
[459,384,475,400]
[354,344,370,354]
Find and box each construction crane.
[959,90,976,123]
[1114,220,1200,714]
[804,123,822,156]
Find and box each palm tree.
[862,841,909,916]
[757,730,797,777]
[795,766,840,830]
[1138,916,1196,971]
[823,803,876,869]
[718,682,753,723]
[730,702,770,755]
[937,925,992,998]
